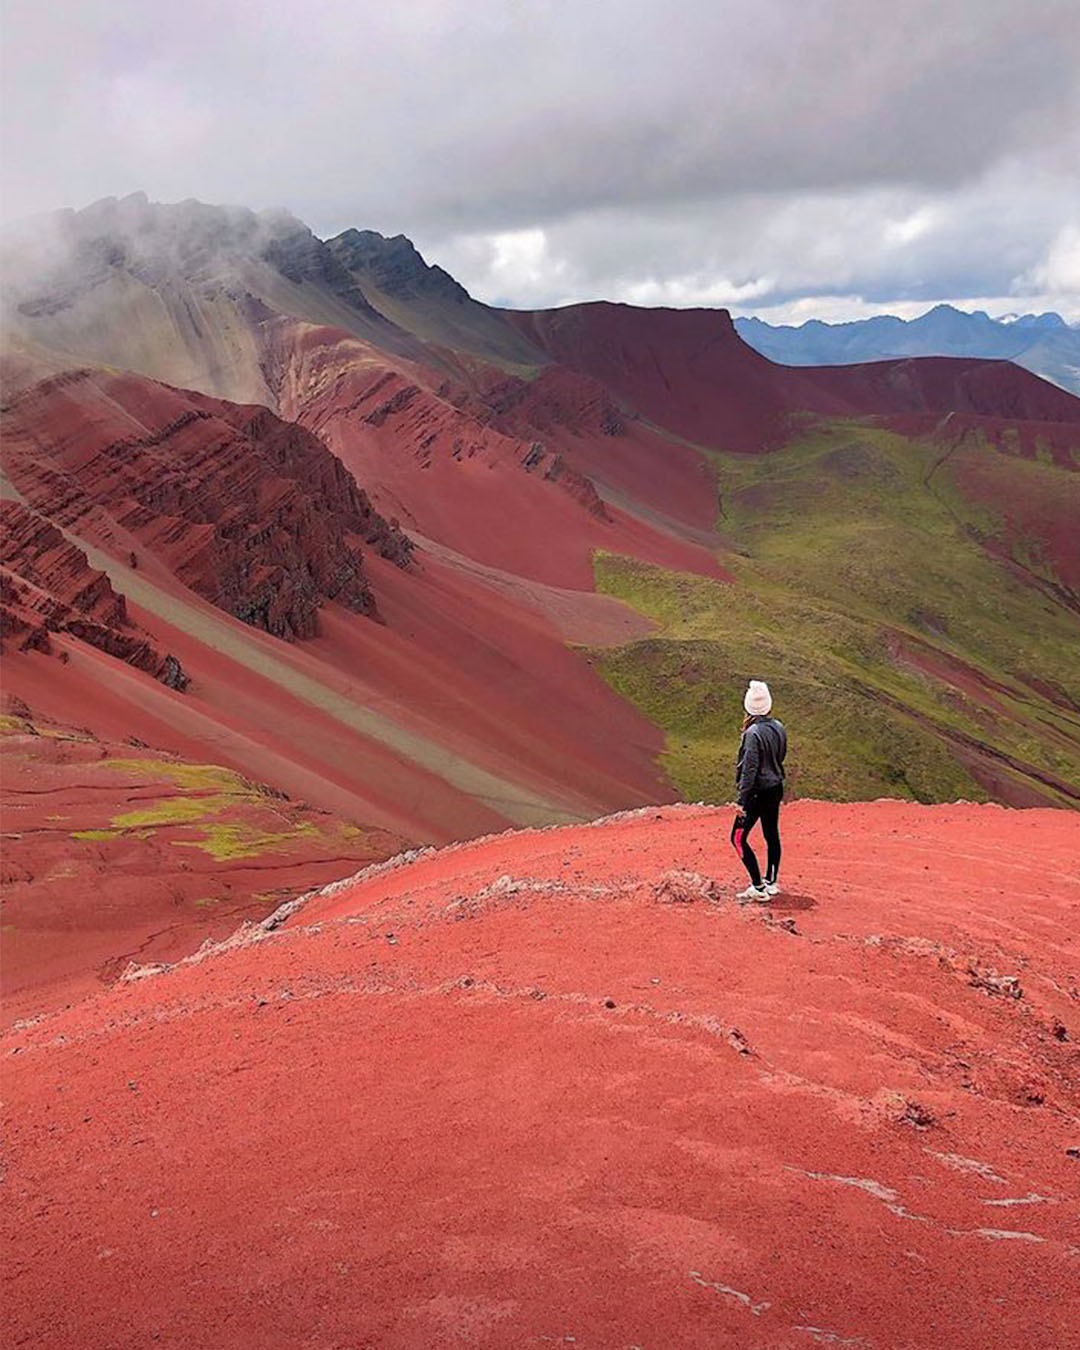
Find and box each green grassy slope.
[589,423,1080,807]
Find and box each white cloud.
[488,228,570,297]
[106,69,215,156]
[883,206,939,248]
[613,274,775,309]
[1021,224,1080,293]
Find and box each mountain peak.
[328,227,470,304]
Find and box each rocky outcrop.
[0,370,413,640]
[260,221,392,323]
[481,365,629,440]
[328,229,471,305]
[0,501,188,686]
[519,441,610,519]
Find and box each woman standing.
[731,680,786,901]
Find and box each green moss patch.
[174,820,319,862]
[99,759,257,794]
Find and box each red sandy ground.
[4,801,1078,1349]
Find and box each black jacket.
[736,717,787,807]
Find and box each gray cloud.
[2,0,1079,317]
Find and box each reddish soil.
[936,439,1080,597]
[308,550,672,814]
[0,710,405,1025]
[4,801,1078,1349]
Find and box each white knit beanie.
[743,680,772,716]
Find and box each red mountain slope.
[0,500,186,686]
[506,302,1080,453]
[0,357,681,854]
[1,367,411,638]
[268,319,727,587]
[4,802,1078,1349]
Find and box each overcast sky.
[2,0,1078,319]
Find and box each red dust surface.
[4,800,1078,1349]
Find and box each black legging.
[730,785,782,887]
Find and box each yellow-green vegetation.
[99,758,255,793]
[591,422,1080,806]
[68,754,330,859]
[175,819,319,862]
[0,713,90,740]
[111,793,237,830]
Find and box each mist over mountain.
[737,304,1080,395]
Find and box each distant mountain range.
[736,304,1080,396]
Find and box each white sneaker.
[764,881,781,896]
[736,884,769,902]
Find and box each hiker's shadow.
[766,893,816,913]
